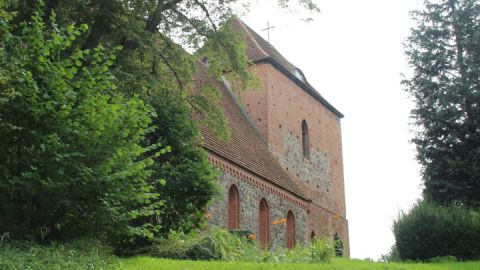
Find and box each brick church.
[199,17,349,255]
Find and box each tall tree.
[404,0,480,208]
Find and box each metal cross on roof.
[262,22,275,43]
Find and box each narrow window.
[228,185,240,230]
[286,211,296,249]
[259,199,270,248]
[302,120,309,158]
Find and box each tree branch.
[158,50,184,90]
[145,0,184,33]
[193,0,218,31]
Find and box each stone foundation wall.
[208,171,308,249]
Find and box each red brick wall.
[237,69,269,139]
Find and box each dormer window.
[293,68,306,83]
[302,120,309,158]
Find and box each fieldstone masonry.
[275,132,332,192]
[208,172,307,249]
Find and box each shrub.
[309,236,336,263]
[333,233,344,257]
[0,240,119,270]
[393,201,480,261]
[151,227,258,261]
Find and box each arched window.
[302,120,309,158]
[286,211,296,249]
[259,199,270,248]
[228,185,240,230]
[310,231,316,243]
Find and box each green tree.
[403,0,480,208]
[0,5,163,245]
[150,87,220,233]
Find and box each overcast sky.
[242,0,423,260]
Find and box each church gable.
[231,16,343,118]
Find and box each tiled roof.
[231,16,296,73]
[193,64,308,201]
[231,16,344,118]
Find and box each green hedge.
[393,201,480,261]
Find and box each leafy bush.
[0,3,163,246]
[333,233,344,257]
[263,236,335,263]
[0,240,119,270]
[393,201,480,261]
[152,227,335,263]
[309,236,336,263]
[149,87,220,235]
[152,227,258,261]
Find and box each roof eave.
[205,148,311,202]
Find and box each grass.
[119,257,480,270]
[0,240,119,270]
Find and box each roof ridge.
[234,17,269,60]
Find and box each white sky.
[242,0,424,260]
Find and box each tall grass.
[0,239,119,270]
[151,227,335,263]
[151,228,259,261]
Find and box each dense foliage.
[0,4,164,245]
[0,240,119,270]
[333,233,344,257]
[393,201,480,261]
[148,88,219,234]
[152,227,336,263]
[152,227,256,261]
[403,0,480,208]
